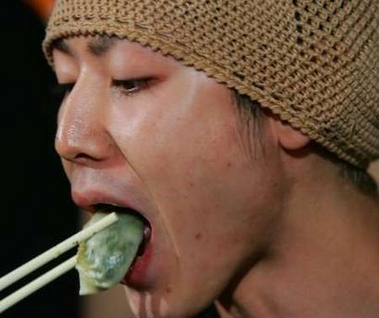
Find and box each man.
[42,0,379,317]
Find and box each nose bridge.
[55,74,112,162]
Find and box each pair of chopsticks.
[0,212,118,313]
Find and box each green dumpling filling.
[76,212,144,295]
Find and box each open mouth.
[76,203,152,294]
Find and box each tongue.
[76,212,144,295]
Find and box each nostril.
[74,152,102,163]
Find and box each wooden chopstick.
[0,212,118,313]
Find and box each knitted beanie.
[43,0,379,169]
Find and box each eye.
[112,78,152,96]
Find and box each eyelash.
[112,78,152,96]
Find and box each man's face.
[52,36,284,317]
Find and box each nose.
[55,77,115,165]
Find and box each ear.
[271,117,310,150]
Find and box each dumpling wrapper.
[76,212,144,295]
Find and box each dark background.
[0,1,79,317]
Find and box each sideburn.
[231,90,266,161]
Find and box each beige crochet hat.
[43,0,379,169]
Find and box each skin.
[52,36,379,317]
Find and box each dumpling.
[76,212,144,295]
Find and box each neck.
[216,156,379,317]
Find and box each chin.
[124,287,208,318]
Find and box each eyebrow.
[52,36,117,57]
[87,36,116,56]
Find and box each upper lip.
[72,188,147,221]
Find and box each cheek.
[109,75,282,291]
[109,75,278,241]
[134,113,273,264]
[109,71,241,195]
